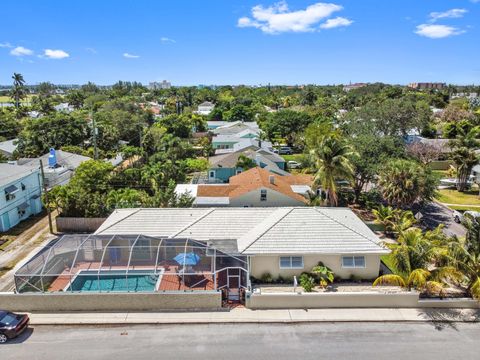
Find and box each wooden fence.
[56,217,106,233]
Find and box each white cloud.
[0,42,12,48]
[415,24,465,39]
[10,46,34,56]
[161,37,176,44]
[237,1,346,34]
[320,16,353,29]
[123,52,140,58]
[429,8,467,22]
[43,49,70,59]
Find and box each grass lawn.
[381,254,396,273]
[436,189,480,205]
[0,94,34,103]
[282,154,304,162]
[448,205,480,212]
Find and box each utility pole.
[39,159,54,234]
[91,110,98,160]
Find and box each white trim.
[279,256,304,269]
[341,255,366,269]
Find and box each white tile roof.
[96,207,387,255]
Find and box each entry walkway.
[27,308,479,325]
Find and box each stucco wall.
[230,188,305,208]
[250,254,381,280]
[0,291,222,312]
[246,291,420,309]
[246,292,480,309]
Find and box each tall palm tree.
[10,72,27,109]
[449,127,480,192]
[374,227,461,291]
[310,131,355,206]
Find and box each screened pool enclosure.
[15,235,248,295]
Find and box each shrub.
[299,273,315,292]
[260,272,274,284]
[312,262,335,288]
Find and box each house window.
[342,256,366,268]
[260,189,267,202]
[279,256,304,269]
[209,170,215,179]
[236,169,242,175]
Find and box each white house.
[196,101,215,115]
[95,207,389,280]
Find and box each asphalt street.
[421,202,466,237]
[2,322,479,360]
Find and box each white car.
[453,210,480,224]
[288,160,302,169]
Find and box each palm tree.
[310,131,355,206]
[10,72,27,109]
[374,227,461,292]
[449,127,480,192]
[235,154,256,171]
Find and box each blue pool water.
[67,270,159,292]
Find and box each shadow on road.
[1,327,34,345]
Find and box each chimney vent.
[269,175,275,185]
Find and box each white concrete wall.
[250,254,381,280]
[230,188,305,207]
[246,292,480,309]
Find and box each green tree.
[449,127,480,192]
[264,110,312,147]
[235,154,256,171]
[310,130,355,206]
[10,73,27,111]
[377,159,438,208]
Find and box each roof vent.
[269,175,275,185]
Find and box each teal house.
[0,163,43,232]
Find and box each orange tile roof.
[196,167,310,203]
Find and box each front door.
[227,268,241,301]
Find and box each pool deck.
[47,262,223,292]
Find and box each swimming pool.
[65,269,164,292]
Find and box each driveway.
[421,202,466,238]
[2,323,479,360]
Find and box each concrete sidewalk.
[28,308,480,325]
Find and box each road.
[2,323,480,360]
[421,201,466,238]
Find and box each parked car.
[453,210,480,224]
[278,146,293,155]
[287,160,302,169]
[0,311,29,343]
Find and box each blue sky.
[1,0,479,85]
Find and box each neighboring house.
[404,135,451,155]
[212,121,260,136]
[17,149,91,189]
[0,138,18,159]
[408,82,446,90]
[208,147,286,183]
[207,121,229,130]
[196,101,215,115]
[95,207,388,280]
[0,163,42,232]
[54,103,74,113]
[177,167,312,207]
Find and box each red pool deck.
[47,262,226,292]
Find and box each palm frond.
[407,269,431,289]
[373,274,406,288]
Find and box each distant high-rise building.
[343,82,367,92]
[408,82,446,90]
[149,80,171,90]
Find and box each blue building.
[0,163,43,232]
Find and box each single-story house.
[208,146,286,182]
[176,167,312,207]
[196,101,215,115]
[95,207,389,280]
[212,121,260,136]
[0,138,18,159]
[17,149,91,189]
[0,163,43,232]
